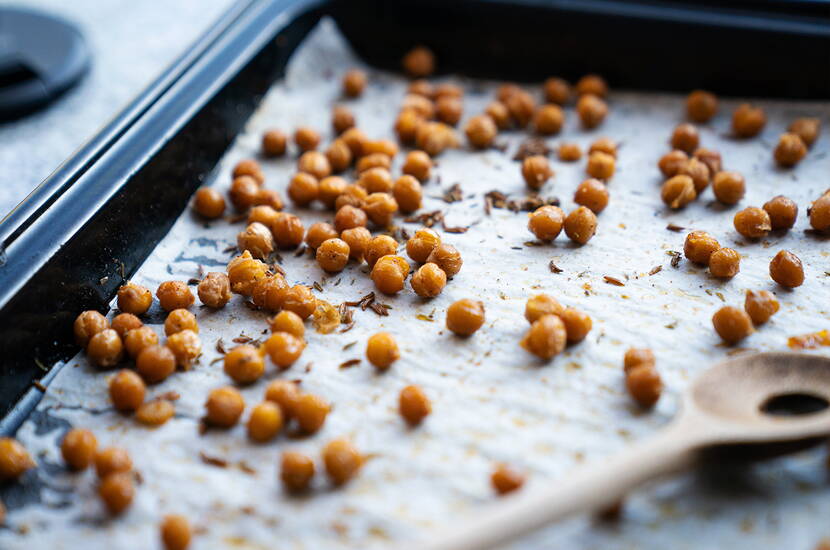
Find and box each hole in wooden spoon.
[761,393,829,416]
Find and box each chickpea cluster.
[520,294,592,360]
[712,288,782,345]
[682,230,740,279]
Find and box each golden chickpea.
[401,94,434,118]
[247,401,283,442]
[709,248,740,278]
[496,83,521,102]
[251,273,288,312]
[124,326,158,359]
[399,385,431,426]
[325,140,352,174]
[560,307,592,344]
[671,123,699,154]
[521,314,567,360]
[402,45,434,77]
[527,205,565,242]
[577,94,608,129]
[341,127,368,158]
[743,290,780,326]
[732,103,766,138]
[229,175,259,211]
[521,155,552,190]
[294,393,330,433]
[712,305,754,344]
[661,175,696,209]
[712,171,745,205]
[576,74,608,97]
[266,380,301,418]
[586,151,615,180]
[341,226,371,261]
[163,309,196,337]
[0,438,33,481]
[623,348,655,373]
[156,281,194,312]
[248,205,279,228]
[505,89,536,127]
[192,187,226,219]
[237,221,275,259]
[317,177,347,210]
[99,472,134,515]
[564,206,598,245]
[317,238,350,273]
[465,114,498,149]
[95,446,132,478]
[416,121,459,156]
[393,175,423,214]
[160,514,192,550]
[366,235,399,268]
[436,96,463,126]
[342,68,366,97]
[195,272,230,310]
[117,282,153,316]
[693,147,722,175]
[543,77,571,105]
[323,438,362,486]
[253,188,284,211]
[358,167,393,194]
[61,428,97,471]
[395,108,424,144]
[271,212,305,249]
[287,172,319,207]
[399,152,431,184]
[684,230,720,265]
[446,299,485,337]
[558,142,582,162]
[810,194,830,232]
[294,126,320,152]
[658,150,689,178]
[332,104,355,135]
[626,365,662,408]
[135,399,175,426]
[491,464,525,495]
[137,345,176,384]
[573,179,609,213]
[366,331,400,369]
[410,262,447,298]
[769,250,804,288]
[686,90,718,122]
[223,345,265,384]
[434,82,462,99]
[733,207,771,239]
[533,104,564,135]
[281,284,316,319]
[297,151,331,180]
[88,329,124,368]
[74,310,109,348]
[263,331,304,369]
[205,386,245,427]
[774,133,807,167]
[426,243,462,277]
[408,79,433,97]
[166,329,201,369]
[267,312,304,340]
[233,159,264,185]
[525,294,564,323]
[356,152,391,174]
[363,139,399,158]
[98,315,138,345]
[788,117,820,147]
[371,255,409,294]
[763,195,798,230]
[305,222,338,249]
[406,228,440,263]
[485,101,511,130]
[262,128,287,157]
[281,451,315,492]
[334,204,368,233]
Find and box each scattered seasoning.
[513,138,551,161]
[648,265,662,276]
[404,210,444,228]
[549,261,563,274]
[665,321,678,329]
[294,245,307,258]
[716,292,726,302]
[342,341,357,350]
[416,314,434,322]
[199,452,228,468]
[442,183,464,203]
[232,335,253,344]
[666,223,685,232]
[33,380,47,392]
[603,276,625,286]
[667,250,681,268]
[215,339,226,354]
[339,359,361,369]
[788,330,830,349]
[313,281,324,292]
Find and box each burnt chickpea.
[156,281,194,311]
[294,393,330,433]
[763,195,798,230]
[402,46,434,77]
[160,514,191,550]
[732,103,766,138]
[402,150,432,182]
[521,314,567,360]
[658,150,689,178]
[164,309,197,337]
[626,365,662,408]
[205,386,245,428]
[325,140,352,174]
[318,176,348,209]
[661,175,696,209]
[712,305,754,344]
[124,326,158,359]
[334,204,368,233]
[744,290,780,324]
[399,385,431,426]
[0,438,33,481]
[393,175,423,214]
[297,151,331,180]
[527,205,565,242]
[281,451,315,492]
[198,272,232,309]
[224,344,265,384]
[262,128,287,157]
[576,74,608,97]
[61,428,97,471]
[686,90,718,122]
[317,238,351,273]
[525,294,564,323]
[166,329,201,369]
[734,207,771,239]
[109,369,146,411]
[559,307,592,344]
[709,247,741,278]
[446,299,485,337]
[282,284,317,319]
[577,94,608,129]
[406,228,440,263]
[99,472,134,515]
[564,206,598,245]
[287,172,319,207]
[623,348,655,373]
[491,464,525,495]
[712,171,745,205]
[465,114,498,149]
[670,123,699,153]
[229,176,259,211]
[426,243,462,277]
[533,104,564,135]
[573,179,609,214]
[342,68,366,97]
[135,399,175,426]
[411,262,447,298]
[136,345,176,384]
[237,222,274,259]
[521,155,553,190]
[693,148,722,175]
[192,187,226,219]
[436,96,463,126]
[305,222,339,249]
[117,282,153,316]
[233,159,264,185]
[358,167,393,194]
[769,250,804,288]
[340,226,371,262]
[366,332,400,369]
[247,401,283,442]
[684,231,720,265]
[371,255,410,294]
[788,117,820,147]
[272,212,305,249]
[74,310,109,348]
[558,142,582,162]
[248,205,279,228]
[323,439,362,486]
[586,151,615,180]
[332,105,355,136]
[364,235,397,268]
[395,108,424,144]
[810,194,830,231]
[504,89,536,128]
[544,77,571,105]
[485,101,510,130]
[294,126,320,152]
[774,133,807,167]
[363,192,399,227]
[253,188,283,211]
[88,329,124,368]
[263,332,304,369]
[356,153,391,174]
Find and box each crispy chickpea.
[135,399,175,427]
[160,514,192,550]
[281,451,315,492]
[224,345,265,384]
[205,386,245,428]
[402,46,434,77]
[166,329,201,369]
[623,348,655,373]
[533,104,564,135]
[317,177,347,210]
[297,151,331,180]
[446,299,485,337]
[247,401,283,442]
[88,329,124,368]
[263,332,304,369]
[558,142,582,162]
[268,311,304,339]
[287,172,319,207]
[237,221,275,259]
[559,307,592,344]
[294,126,320,152]
[61,428,97,471]
[366,331,400,369]
[399,385,431,426]
[156,281,194,311]
[402,94,434,118]
[117,281,154,316]
[95,446,132,478]
[265,380,301,418]
[744,290,779,324]
[363,139,399,158]
[358,166,393,193]
[336,183,368,211]
[658,150,689,178]
[325,140,352,174]
[192,187,226,219]
[271,212,305,249]
[709,248,740,278]
[395,108,424,144]
[693,147,722,175]
[341,127,368,157]
[334,202,369,233]
[323,438,362,486]
[416,121,459,156]
[332,104,355,135]
[366,235,399,268]
[491,464,525,495]
[769,250,804,288]
[521,314,567,360]
[251,273,288,312]
[356,153,391,174]
[712,305,754,344]
[229,175,259,211]
[248,205,279,228]
[810,194,830,231]
[671,123,699,154]
[661,175,696,209]
[485,101,510,130]
[626,365,662,408]
[763,195,798,230]
[564,206,598,245]
[411,263,447,298]
[544,77,571,105]
[282,284,317,319]
[305,222,339,249]
[406,228,440,263]
[317,238,350,273]
[684,231,720,265]
[371,255,409,294]
[262,128,287,157]
[408,79,433,97]
[164,309,197,336]
[465,114,498,149]
[362,190,400,227]
[341,226,371,261]
[589,137,617,157]
[426,243,463,277]
[402,150,432,182]
[74,310,109,348]
[99,473,134,515]
[253,188,283,211]
[233,159,264,185]
[434,83,462,99]
[0,438,33,481]
[496,83,521,103]
[577,94,608,129]
[197,272,231,310]
[732,103,766,138]
[124,326,158,359]
[712,171,745,205]
[136,345,176,384]
[788,117,820,147]
[436,96,463,126]
[586,151,615,180]
[734,207,771,239]
[342,68,366,97]
[576,74,608,97]
[774,133,807,167]
[525,294,563,323]
[504,89,536,128]
[294,393,330,433]
[393,175,423,214]
[527,205,565,242]
[573,179,609,214]
[686,90,718,122]
[521,155,552,190]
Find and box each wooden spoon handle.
[408,422,701,550]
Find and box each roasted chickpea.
[0,438,33,481]
[316,177,346,210]
[436,96,463,126]
[744,289,780,325]
[521,155,552,190]
[573,179,609,214]
[366,235,399,267]
[504,89,536,127]
[247,401,283,442]
[61,428,97,471]
[407,79,433,97]
[774,133,807,167]
[332,104,355,135]
[271,212,305,249]
[282,284,317,319]
[341,127,368,158]
[686,90,718,122]
[233,159,264,185]
[393,175,423,214]
[363,138,399,159]
[197,272,232,310]
[341,226,371,262]
[658,150,689,178]
[342,68,366,97]
[371,255,409,294]
[406,228,440,263]
[281,451,315,492]
[74,310,109,348]
[164,309,197,337]
[237,221,275,259]
[137,345,176,384]
[485,101,510,130]
[262,129,287,157]
[693,147,722,175]
[266,380,301,418]
[323,438,362,486]
[543,77,571,105]
[333,205,369,235]
[294,393,330,433]
[661,175,696,209]
[712,305,754,344]
[205,386,245,428]
[325,140,352,174]
[253,188,284,211]
[401,94,434,118]
[287,172,319,207]
[712,171,745,205]
[684,231,720,265]
[223,344,265,384]
[229,176,259,211]
[525,294,563,323]
[317,238,350,273]
[446,299,485,337]
[623,348,655,373]
[297,151,331,180]
[564,206,598,245]
[248,205,279,228]
[415,121,459,156]
[559,307,592,344]
[402,150,432,182]
[533,104,564,135]
[527,205,565,242]
[358,166,393,194]
[263,331,304,369]
[426,243,462,277]
[356,152,391,174]
[434,82,462,100]
[769,250,804,288]
[305,222,338,249]
[586,151,615,180]
[160,514,192,550]
[709,247,740,278]
[626,365,662,408]
[521,314,567,360]
[99,472,134,515]
[810,194,830,231]
[251,273,288,312]
[156,281,194,312]
[87,329,124,368]
[117,282,153,316]
[402,46,434,77]
[166,329,201,369]
[671,123,700,153]
[558,142,582,162]
[587,137,616,157]
[395,108,424,144]
[788,117,820,147]
[366,332,400,369]
[399,385,431,426]
[577,94,608,129]
[192,187,226,219]
[294,126,320,152]
[410,263,447,298]
[576,74,608,97]
[734,207,771,239]
[124,326,158,359]
[364,192,400,227]
[732,103,766,138]
[465,114,498,149]
[491,464,525,495]
[763,195,798,230]
[135,399,175,426]
[94,447,132,479]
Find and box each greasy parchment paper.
[3,19,830,550]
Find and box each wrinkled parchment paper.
[3,18,829,550]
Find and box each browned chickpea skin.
[323,438,362,486]
[297,151,331,180]
[332,104,355,135]
[341,127,368,158]
[95,446,132,478]
[576,74,608,97]
[364,235,397,268]
[692,147,722,175]
[661,175,696,209]
[577,94,608,129]
[401,93,435,119]
[394,175,423,214]
[774,133,807,167]
[263,331,304,370]
[811,194,830,232]
[205,386,245,428]
[504,89,536,128]
[559,307,592,344]
[317,176,347,210]
[544,77,571,105]
[192,187,226,219]
[678,157,710,193]
[334,204,368,233]
[281,284,316,319]
[395,108,424,145]
[227,250,268,296]
[366,332,400,369]
[732,103,766,138]
[156,281,194,311]
[271,212,305,249]
[527,205,565,242]
[411,263,447,298]
[465,114,498,149]
[426,243,462,277]
[533,104,564,135]
[712,305,754,344]
[406,228,440,263]
[712,171,745,205]
[763,195,798,230]
[402,45,434,77]
[137,344,176,384]
[744,290,779,324]
[623,348,655,373]
[358,166,393,193]
[371,255,410,295]
[163,309,197,336]
[340,226,371,262]
[294,393,330,434]
[521,314,567,360]
[325,140,352,174]
[415,121,459,156]
[521,155,552,190]
[88,329,124,368]
[99,472,134,515]
[670,123,699,154]
[446,299,485,337]
[135,399,175,427]
[262,129,287,158]
[317,238,350,273]
[248,205,279,228]
[769,250,804,288]
[109,369,146,411]
[266,380,301,418]
[0,438,34,481]
[658,150,689,178]
[74,310,109,348]
[436,96,463,126]
[686,90,718,122]
[399,385,431,426]
[363,192,399,227]
[253,188,284,211]
[626,365,663,408]
[224,344,265,384]
[294,126,320,152]
[525,294,564,323]
[491,464,525,495]
[573,179,609,214]
[485,101,511,130]
[558,143,582,162]
[160,514,192,550]
[401,152,432,185]
[117,282,153,316]
[237,222,274,259]
[124,326,158,359]
[229,175,259,211]
[733,206,771,239]
[356,152,391,174]
[788,117,820,147]
[709,248,740,279]
[586,151,615,180]
[61,428,97,471]
[684,230,720,265]
[281,451,315,492]
[166,329,201,369]
[287,172,319,207]
[197,272,231,310]
[305,222,338,249]
[233,159,264,185]
[247,401,283,443]
[268,311,304,340]
[564,206,598,245]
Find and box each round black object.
[0,7,90,120]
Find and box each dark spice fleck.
[648,265,662,276]
[666,223,685,232]
[187,278,201,286]
[294,245,306,257]
[313,281,324,292]
[513,138,551,161]
[200,452,228,468]
[442,183,464,203]
[215,339,226,354]
[404,210,444,228]
[667,250,681,268]
[339,359,361,369]
[604,276,625,286]
[549,261,563,274]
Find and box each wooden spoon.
[409,352,830,550]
